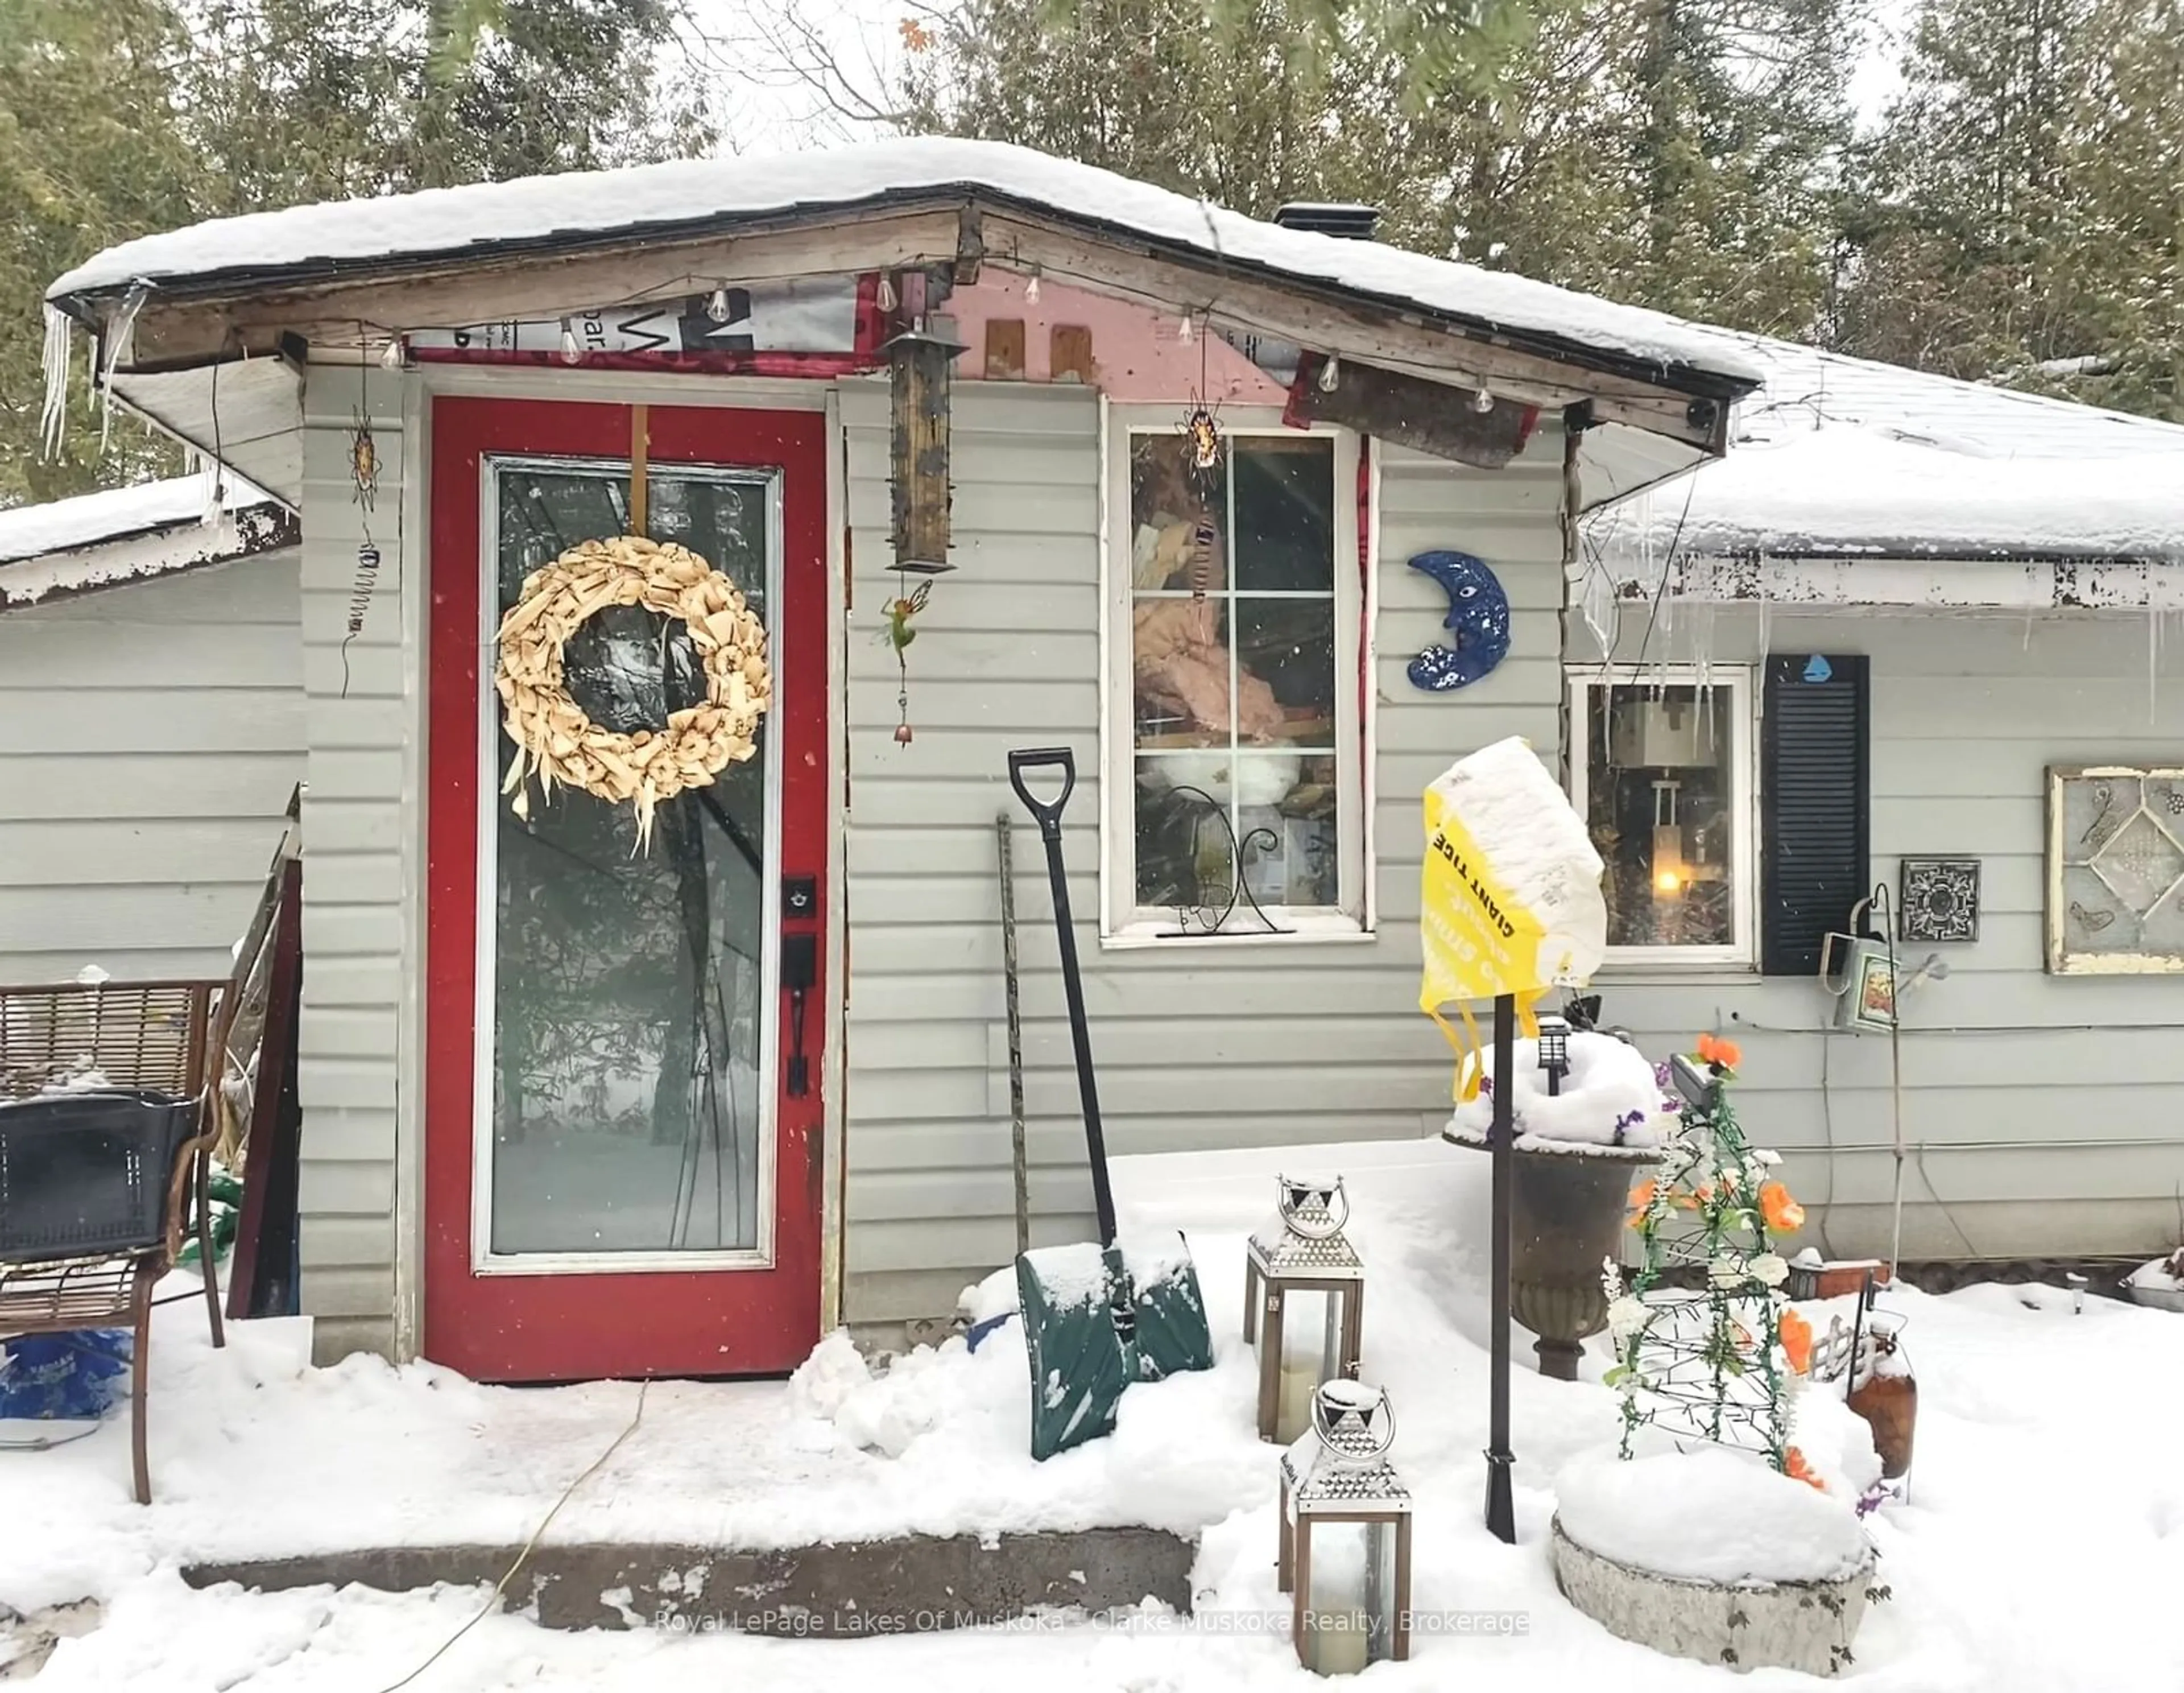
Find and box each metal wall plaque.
[1900,858,1980,943]
[2046,765,2184,973]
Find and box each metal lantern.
[1536,1013,1571,1096]
[1278,1380,1413,1674]
[1245,1176,1364,1444]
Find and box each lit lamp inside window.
[1279,1379,1413,1673]
[1652,778,1686,895]
[1245,1176,1365,1443]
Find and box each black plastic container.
[0,1090,201,1261]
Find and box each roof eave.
[51,183,1757,414]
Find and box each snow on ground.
[10,1137,2184,1691]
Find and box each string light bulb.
[1318,352,1341,393]
[379,336,405,372]
[1471,384,1495,414]
[1024,268,1042,305]
[559,319,582,365]
[706,286,733,324]
[876,273,897,312]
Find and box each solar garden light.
[1535,1013,1571,1097]
[1246,1176,1366,1444]
[1278,1379,1413,1674]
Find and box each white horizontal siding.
[1570,606,2184,1261]
[296,363,407,1358]
[839,381,1571,1326]
[0,552,302,984]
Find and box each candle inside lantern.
[1306,1528,1372,1674]
[1276,1290,1331,1442]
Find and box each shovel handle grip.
[1008,747,1076,836]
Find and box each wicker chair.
[0,980,228,1503]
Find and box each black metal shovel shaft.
[1007,747,1118,1246]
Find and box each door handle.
[781,932,817,1097]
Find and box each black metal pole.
[1485,992,1516,1543]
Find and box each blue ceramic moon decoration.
[1406,550,1511,691]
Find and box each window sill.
[1594,959,1761,982]
[1099,920,1376,953]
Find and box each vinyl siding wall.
[1570,608,2184,1262]
[295,362,411,1361]
[838,375,1571,1331]
[0,552,303,985]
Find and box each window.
[1104,410,1366,940]
[1568,669,1756,963]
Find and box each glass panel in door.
[484,460,777,1257]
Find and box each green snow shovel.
[1007,748,1211,1462]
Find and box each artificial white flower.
[1750,1253,1790,1287]
[1608,1295,1649,1340]
[1709,1256,1748,1289]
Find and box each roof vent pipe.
[1272,203,1380,241]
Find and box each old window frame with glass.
[1566,666,1757,966]
[1103,406,1366,943]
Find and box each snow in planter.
[1446,1029,1670,1151]
[1556,1446,1871,1585]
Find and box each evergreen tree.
[2,0,706,507]
[900,0,1858,338]
[1840,0,2181,420]
[0,0,202,503]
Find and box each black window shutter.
[1761,655,1869,975]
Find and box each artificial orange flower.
[1760,1182,1806,1233]
[1629,1178,1657,1215]
[897,16,934,51]
[1695,1031,1743,1070]
[1783,1446,1826,1491]
[1778,1307,1814,1374]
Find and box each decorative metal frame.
[1898,858,1980,944]
[1145,784,1293,938]
[2045,765,2184,974]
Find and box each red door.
[424,397,826,1381]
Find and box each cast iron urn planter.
[1442,1126,1653,1380]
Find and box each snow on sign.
[409,278,871,362]
[1418,737,1606,1095]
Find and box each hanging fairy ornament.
[883,568,932,744]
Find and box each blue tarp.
[0,1331,133,1421]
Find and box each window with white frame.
[1567,668,1755,962]
[1104,410,1366,940]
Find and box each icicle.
[1580,561,1617,654]
[1024,269,1042,305]
[1318,350,1340,392]
[2151,600,2161,727]
[1471,384,1495,414]
[199,455,224,529]
[96,283,150,453]
[40,305,71,457]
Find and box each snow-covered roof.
[47,137,1761,391]
[0,475,295,608]
[1587,335,2184,566]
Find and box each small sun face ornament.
[1182,404,1222,473]
[349,410,378,513]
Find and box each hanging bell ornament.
[895,721,915,746]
